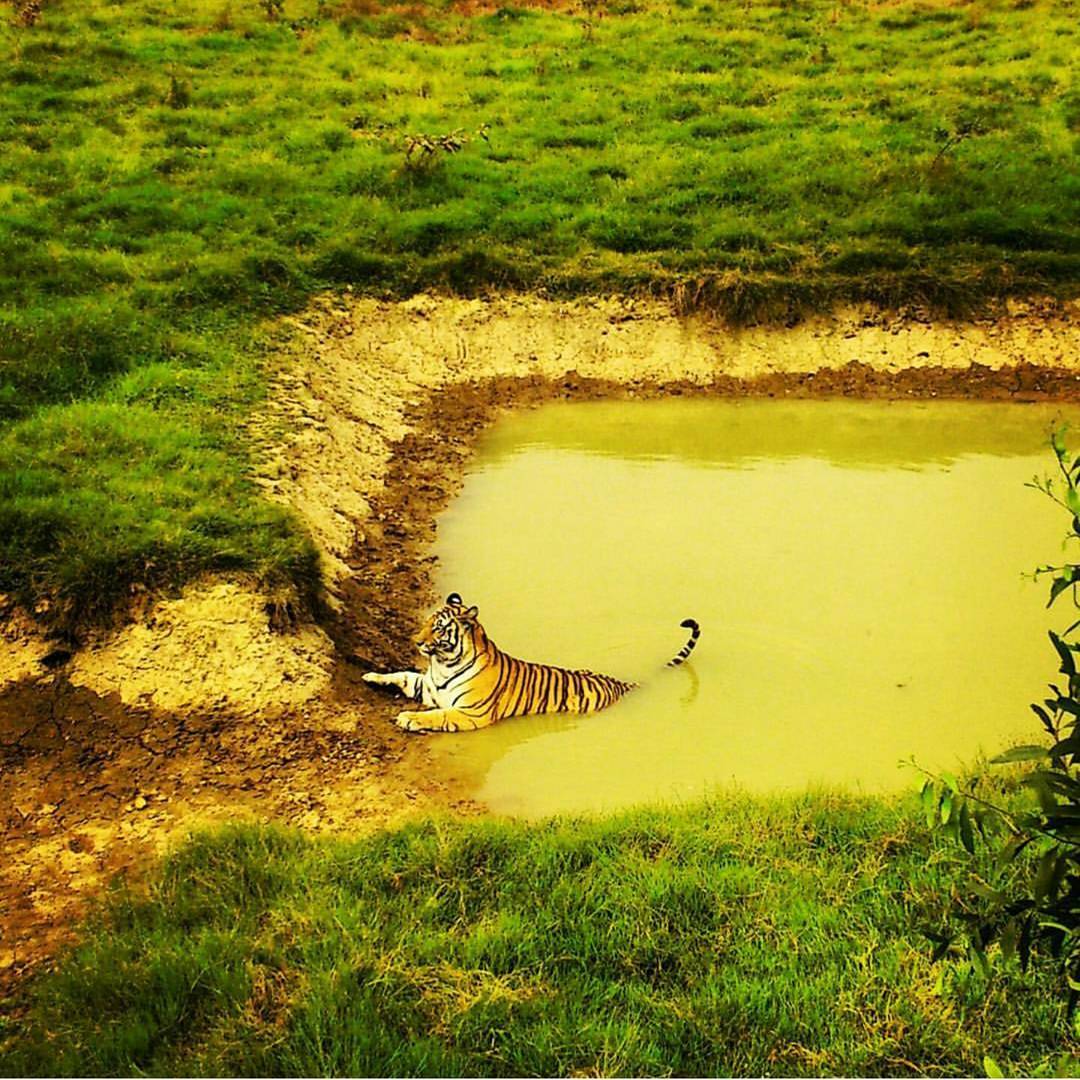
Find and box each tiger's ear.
[463,605,479,622]
[446,592,462,606]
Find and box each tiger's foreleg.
[395,708,495,733]
[363,671,423,699]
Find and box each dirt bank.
[2,293,1079,991]
[254,293,1080,606]
[256,293,1080,664]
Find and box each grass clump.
[2,0,1079,616]
[3,795,1079,1076]
[0,397,320,621]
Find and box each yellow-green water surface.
[428,399,1080,817]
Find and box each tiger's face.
[415,593,481,665]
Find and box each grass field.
[2,793,1078,1077]
[1,0,1078,619]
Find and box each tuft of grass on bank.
[2,0,1079,617]
[0,393,321,622]
[3,794,1080,1077]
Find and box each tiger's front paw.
[395,710,430,732]
[363,672,390,686]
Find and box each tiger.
[362,592,701,732]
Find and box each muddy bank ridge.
[257,294,1080,664]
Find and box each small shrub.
[165,73,192,109]
[920,431,1080,1012]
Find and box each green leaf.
[1019,914,1034,970]
[1039,919,1073,936]
[1032,703,1056,737]
[1034,849,1062,903]
[1068,487,1080,517]
[922,781,937,827]
[1027,772,1059,814]
[1041,817,1080,836]
[1051,734,1080,761]
[991,745,1050,764]
[1053,430,1068,460]
[1051,631,1077,677]
[1000,920,1019,964]
[940,790,954,825]
[970,876,1004,904]
[997,833,1033,868]
[1034,770,1080,798]
[1049,576,1073,607]
[930,934,953,964]
[971,945,991,980]
[983,1055,1005,1079]
[942,771,959,794]
[959,801,975,854]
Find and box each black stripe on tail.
[667,618,701,667]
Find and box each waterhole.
[426,398,1080,817]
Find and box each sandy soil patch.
[2,292,1078,991]
[68,581,336,717]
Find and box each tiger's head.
[414,593,485,665]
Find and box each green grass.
[0,394,319,622]
[2,0,1079,616]
[3,795,1080,1076]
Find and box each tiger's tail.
[667,618,701,667]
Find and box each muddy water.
[426,399,1080,817]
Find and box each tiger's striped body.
[363,594,700,733]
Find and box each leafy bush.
[920,431,1080,1013]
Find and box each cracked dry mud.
[2,293,1079,994]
